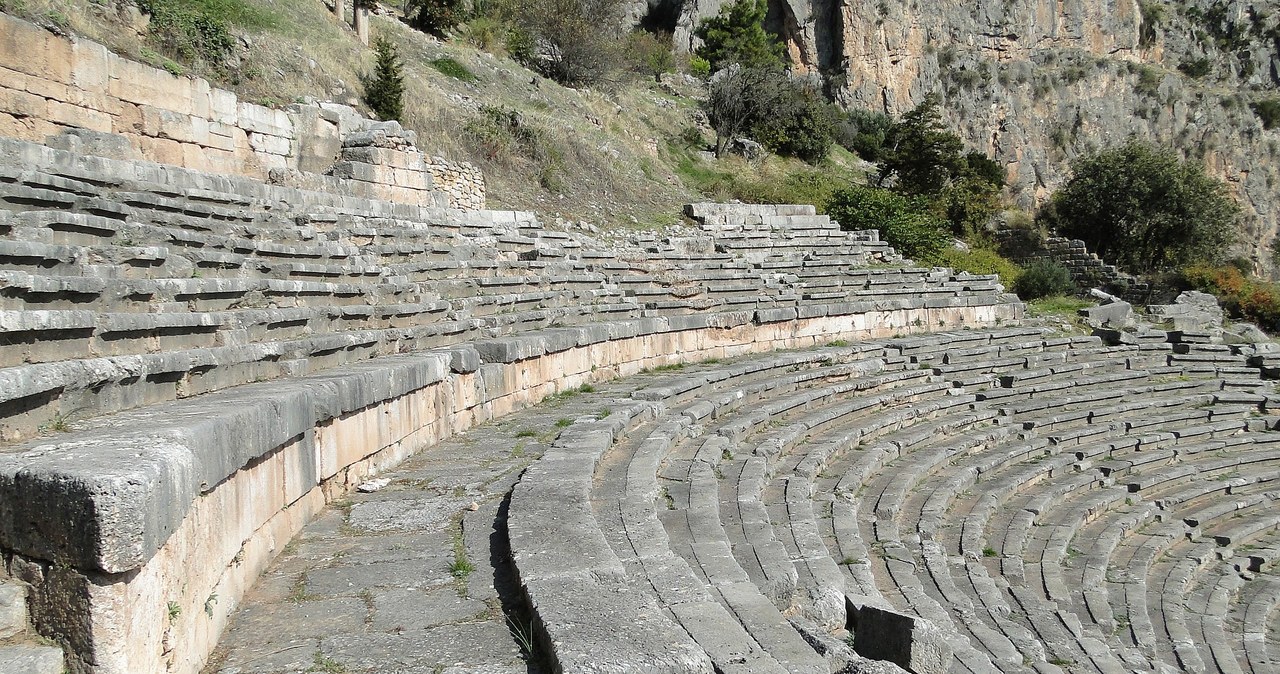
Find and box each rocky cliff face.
[631,0,1280,276]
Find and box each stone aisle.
[205,374,665,674]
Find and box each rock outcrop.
[631,0,1280,275]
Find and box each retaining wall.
[0,303,1019,674]
[0,13,485,209]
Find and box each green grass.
[430,57,478,82]
[555,418,573,428]
[982,546,998,557]
[515,429,538,438]
[307,651,346,674]
[1026,295,1094,318]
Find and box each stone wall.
[998,230,1153,302]
[0,13,485,210]
[426,155,486,211]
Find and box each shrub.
[693,0,784,73]
[880,210,952,265]
[825,185,950,263]
[1043,141,1239,274]
[1013,260,1075,300]
[1177,57,1211,78]
[1181,264,1280,330]
[625,31,676,81]
[689,55,712,79]
[704,66,835,162]
[834,108,893,161]
[362,37,405,122]
[1251,98,1280,129]
[408,0,463,36]
[875,94,965,196]
[749,82,838,163]
[513,0,627,87]
[137,0,274,65]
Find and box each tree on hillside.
[407,0,463,36]
[704,65,836,162]
[514,0,627,87]
[362,37,405,122]
[876,94,965,195]
[1042,141,1239,274]
[693,0,784,73]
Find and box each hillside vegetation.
[1,0,875,229]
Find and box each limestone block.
[22,76,71,103]
[288,105,342,174]
[202,124,237,152]
[70,39,110,92]
[138,135,186,166]
[0,86,47,119]
[189,77,211,119]
[209,88,238,125]
[248,131,291,156]
[847,599,955,674]
[236,102,293,138]
[181,143,211,173]
[107,56,192,113]
[0,64,27,92]
[0,583,26,638]
[45,100,114,133]
[390,167,429,190]
[0,14,72,83]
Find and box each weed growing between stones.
[288,573,314,603]
[450,520,474,580]
[308,651,346,673]
[554,418,573,428]
[506,614,536,659]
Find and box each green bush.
[1043,141,1238,274]
[137,0,274,65]
[1013,260,1075,300]
[834,108,893,161]
[1251,98,1280,130]
[1177,57,1211,78]
[689,55,712,78]
[703,66,835,163]
[362,37,405,122]
[512,0,628,87]
[748,81,838,163]
[825,185,950,263]
[408,0,463,36]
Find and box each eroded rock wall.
[632,0,1280,275]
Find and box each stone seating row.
[509,328,1279,673]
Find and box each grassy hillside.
[0,0,865,229]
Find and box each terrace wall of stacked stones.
[0,13,485,210]
[0,100,1020,673]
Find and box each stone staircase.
[0,580,63,674]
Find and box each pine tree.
[362,37,405,122]
[693,0,784,73]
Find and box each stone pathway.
[205,374,668,674]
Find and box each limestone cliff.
[631,0,1280,275]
